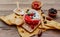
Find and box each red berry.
[33,20,39,25]
[25,15,31,20]
[30,13,34,16]
[32,1,41,10]
[30,24,34,29]
[24,15,32,24]
[24,14,40,29]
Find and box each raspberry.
[30,24,34,29]
[33,20,39,26]
[24,15,33,25]
[30,13,34,16]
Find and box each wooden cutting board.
[17,26,42,37]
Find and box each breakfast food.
[22,9,41,32]
[0,9,60,37]
[0,1,60,37]
[32,1,42,10]
[0,9,42,37]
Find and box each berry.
[32,1,41,10]
[24,13,40,29]
[27,12,34,16]
[33,20,39,25]
[24,15,32,23]
[30,24,34,29]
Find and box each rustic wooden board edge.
[17,26,42,37]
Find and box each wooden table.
[0,10,60,37]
